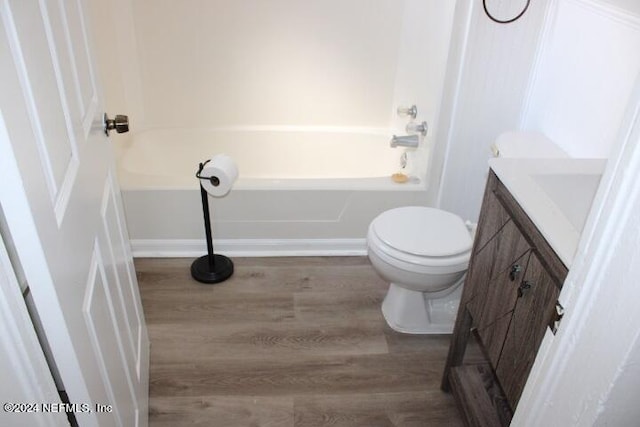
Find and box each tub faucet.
[390,134,419,148]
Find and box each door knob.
[103,113,129,136]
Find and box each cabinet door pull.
[509,264,522,281]
[549,302,565,334]
[518,280,532,297]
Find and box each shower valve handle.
[406,121,428,136]
[397,105,417,119]
[104,113,129,136]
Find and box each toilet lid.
[371,207,472,257]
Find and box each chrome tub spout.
[390,134,419,148]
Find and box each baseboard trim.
[130,238,368,258]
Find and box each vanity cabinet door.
[465,217,531,320]
[495,252,561,408]
[471,251,531,366]
[464,215,531,370]
[474,182,512,252]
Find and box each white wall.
[435,0,640,221]
[435,0,550,221]
[522,0,640,158]
[599,0,640,15]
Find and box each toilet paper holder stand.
[191,160,234,284]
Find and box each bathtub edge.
[130,238,368,258]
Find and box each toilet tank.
[491,131,568,159]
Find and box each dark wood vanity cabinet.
[442,171,567,426]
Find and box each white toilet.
[368,131,568,334]
[367,206,473,334]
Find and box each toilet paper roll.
[199,154,239,197]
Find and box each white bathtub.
[115,128,429,257]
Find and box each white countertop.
[488,158,607,267]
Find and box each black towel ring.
[483,0,531,24]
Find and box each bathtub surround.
[88,1,457,254]
[90,0,455,182]
[96,0,454,132]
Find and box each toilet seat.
[368,207,472,273]
[372,207,472,257]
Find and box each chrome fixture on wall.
[394,104,426,148]
[390,134,419,148]
[406,120,428,136]
[397,105,417,119]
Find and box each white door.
[0,233,67,427]
[0,1,149,426]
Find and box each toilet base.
[381,281,462,334]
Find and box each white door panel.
[98,173,145,392]
[84,242,136,427]
[0,0,149,425]
[0,164,67,427]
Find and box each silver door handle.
[104,113,129,136]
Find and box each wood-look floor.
[136,257,465,426]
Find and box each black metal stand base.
[190,254,234,284]
[191,169,234,285]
